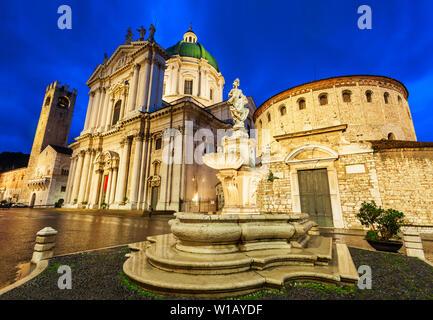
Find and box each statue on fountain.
[228,78,249,132]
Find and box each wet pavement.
[0,208,172,289]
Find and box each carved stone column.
[105,169,113,204]
[114,139,131,204]
[104,97,115,130]
[129,134,144,207]
[137,58,151,112]
[98,87,110,130]
[77,150,91,203]
[127,64,140,113]
[71,152,85,203]
[120,88,128,119]
[64,156,77,204]
[83,92,95,131]
[89,88,101,130]
[90,168,103,207]
[109,167,118,205]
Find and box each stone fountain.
[123,79,359,297]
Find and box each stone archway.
[91,150,120,208]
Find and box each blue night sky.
[0,0,432,153]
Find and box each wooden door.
[151,186,159,211]
[298,169,333,227]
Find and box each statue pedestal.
[204,132,266,215]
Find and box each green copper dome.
[166,41,220,72]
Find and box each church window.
[61,168,69,176]
[45,96,51,106]
[57,96,70,108]
[155,137,162,150]
[384,92,390,104]
[184,80,193,95]
[388,132,396,140]
[342,90,352,103]
[112,100,121,125]
[61,186,66,192]
[319,93,328,105]
[267,112,271,122]
[298,98,306,110]
[210,89,213,101]
[366,91,373,103]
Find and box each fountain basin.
[169,212,315,253]
[202,152,243,170]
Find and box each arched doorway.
[30,193,36,207]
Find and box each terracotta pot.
[367,239,403,253]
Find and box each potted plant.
[357,201,405,252]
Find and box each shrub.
[268,172,279,182]
[54,199,64,208]
[357,201,405,241]
[366,230,378,241]
[0,200,10,208]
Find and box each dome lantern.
[183,26,197,43]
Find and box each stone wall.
[373,148,433,227]
[256,147,433,230]
[0,167,26,202]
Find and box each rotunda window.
[267,112,271,122]
[384,92,390,104]
[398,95,402,104]
[342,90,352,103]
[45,96,51,106]
[298,98,306,110]
[280,105,287,116]
[319,93,328,105]
[365,91,373,103]
[388,132,396,140]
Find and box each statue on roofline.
[125,27,134,44]
[148,24,156,42]
[136,26,146,41]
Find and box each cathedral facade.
[63,27,255,212]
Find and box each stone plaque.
[345,164,366,174]
[274,172,284,179]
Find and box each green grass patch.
[119,271,163,300]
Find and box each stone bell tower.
[21,81,77,203]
